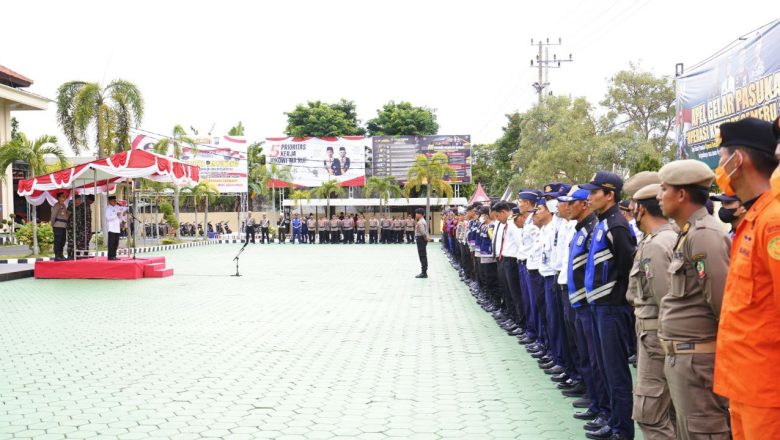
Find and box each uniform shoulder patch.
[768,236,780,261]
[695,259,706,279]
[641,257,652,278]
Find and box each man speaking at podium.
[105,196,126,260]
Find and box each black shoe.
[550,372,569,383]
[557,379,577,390]
[562,387,586,398]
[629,354,637,368]
[585,425,612,440]
[526,344,544,354]
[509,328,525,336]
[415,273,428,278]
[573,409,599,420]
[584,416,609,432]
[572,397,592,409]
[537,355,553,364]
[544,365,564,375]
[531,351,548,360]
[608,433,631,440]
[539,361,555,370]
[517,336,535,345]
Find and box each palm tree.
[56,79,144,238]
[56,80,144,157]
[182,182,219,239]
[0,134,68,255]
[290,190,312,217]
[152,125,197,223]
[140,180,171,239]
[405,152,455,233]
[314,179,345,219]
[253,163,292,223]
[365,176,402,215]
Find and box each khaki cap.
[633,183,661,201]
[658,160,714,188]
[623,171,660,197]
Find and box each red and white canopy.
[18,148,200,206]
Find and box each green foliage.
[162,237,180,245]
[365,176,402,212]
[0,133,68,180]
[159,201,179,230]
[285,99,366,137]
[15,222,53,252]
[10,117,20,140]
[228,121,245,136]
[366,101,439,136]
[56,79,144,156]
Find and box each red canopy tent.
[18,148,200,205]
[469,182,490,205]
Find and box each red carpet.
[35,256,173,280]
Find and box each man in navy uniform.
[291,213,302,244]
[580,172,636,440]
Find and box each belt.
[519,259,527,264]
[636,318,659,332]
[504,256,517,262]
[659,339,716,355]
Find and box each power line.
[530,37,574,103]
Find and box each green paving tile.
[0,244,645,439]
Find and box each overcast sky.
[5,0,776,154]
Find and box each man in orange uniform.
[713,117,780,440]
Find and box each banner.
[130,129,248,193]
[676,20,780,168]
[264,136,368,187]
[371,135,471,183]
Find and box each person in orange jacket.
[713,117,780,440]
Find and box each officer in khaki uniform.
[657,160,731,439]
[627,183,677,439]
[356,214,366,244]
[368,215,379,244]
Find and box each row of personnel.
[244,213,420,244]
[440,117,780,440]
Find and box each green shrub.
[15,222,54,252]
[162,238,180,245]
[92,232,104,246]
[159,201,179,230]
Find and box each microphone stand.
[232,241,249,277]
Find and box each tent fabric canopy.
[469,183,490,204]
[17,149,200,206]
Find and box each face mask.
[546,199,559,214]
[714,152,739,195]
[718,207,738,224]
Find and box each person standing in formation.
[307,215,317,244]
[105,196,126,261]
[356,214,366,244]
[381,214,391,244]
[414,207,429,278]
[291,213,302,244]
[260,214,270,244]
[658,160,731,439]
[329,215,340,244]
[319,216,329,244]
[405,214,415,243]
[245,212,256,244]
[368,214,379,244]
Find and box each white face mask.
[546,199,559,214]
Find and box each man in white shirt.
[525,199,550,361]
[492,201,523,335]
[104,196,126,260]
[516,190,543,348]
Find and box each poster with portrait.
[264,137,368,187]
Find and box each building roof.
[469,183,490,204]
[0,65,33,88]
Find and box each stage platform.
[35,256,174,280]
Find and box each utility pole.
[530,37,573,104]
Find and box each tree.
[56,80,144,156]
[228,121,245,136]
[601,63,676,162]
[10,117,20,141]
[247,141,265,210]
[0,134,68,255]
[366,101,439,136]
[285,99,366,137]
[364,176,402,214]
[509,96,606,189]
[405,153,455,231]
[290,190,312,217]
[314,179,345,219]
[253,163,293,223]
[182,182,219,238]
[152,125,197,223]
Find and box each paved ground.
[0,243,634,439]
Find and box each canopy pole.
[71,179,76,261]
[93,170,98,256]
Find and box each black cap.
[580,171,623,193]
[618,200,631,211]
[511,206,520,215]
[718,117,776,156]
[710,193,739,202]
